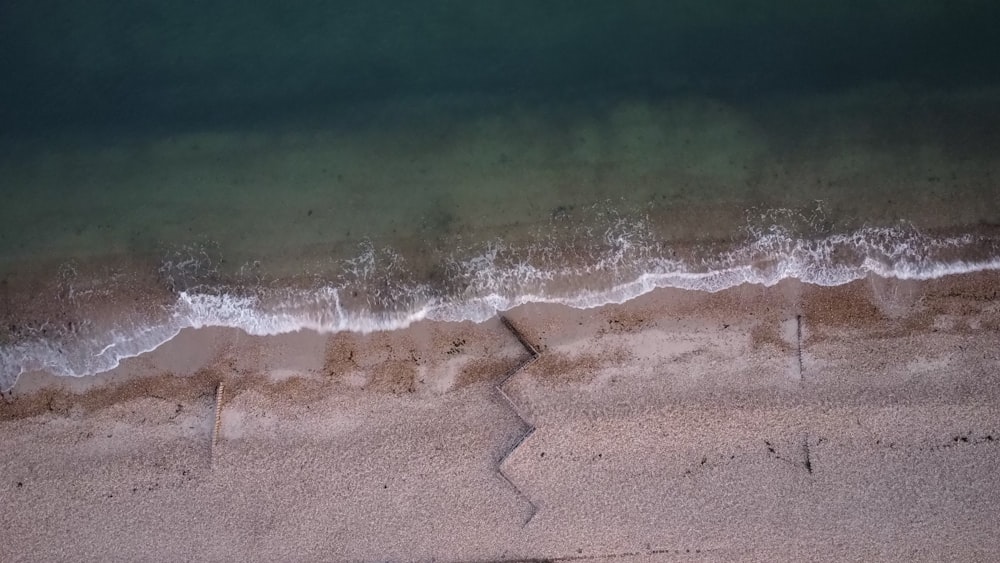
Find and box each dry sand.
[2,274,1000,562]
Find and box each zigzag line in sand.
[496,315,541,526]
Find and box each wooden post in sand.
[211,382,225,463]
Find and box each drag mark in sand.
[796,314,804,380]
[687,436,819,478]
[497,315,540,526]
[211,382,224,465]
[765,435,819,475]
[475,545,716,561]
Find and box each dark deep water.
[3,1,1000,136]
[2,1,1000,387]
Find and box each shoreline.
[3,219,999,390]
[5,270,998,408]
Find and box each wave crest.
[1,223,998,390]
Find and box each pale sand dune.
[2,274,1000,561]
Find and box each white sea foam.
[1,225,998,390]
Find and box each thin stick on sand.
[211,382,225,463]
[500,315,540,358]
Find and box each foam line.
[1,226,998,390]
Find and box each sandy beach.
[3,272,999,561]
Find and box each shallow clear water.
[2,2,1000,388]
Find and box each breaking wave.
[1,222,998,390]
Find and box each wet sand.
[2,273,1000,561]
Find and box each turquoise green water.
[1,2,1000,388]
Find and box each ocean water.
[2,1,1000,389]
